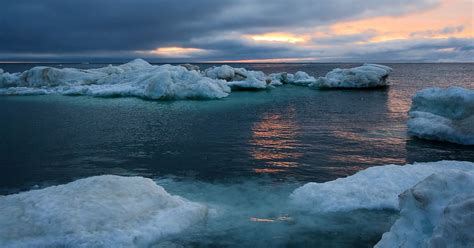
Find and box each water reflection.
[250,107,303,173]
[324,90,408,168]
[386,86,412,117]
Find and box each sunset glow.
[326,0,473,43]
[1,0,472,61]
[245,33,307,43]
[148,47,208,58]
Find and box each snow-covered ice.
[375,170,474,248]
[0,175,208,248]
[290,161,474,212]
[269,71,316,86]
[0,59,231,100]
[179,64,200,72]
[0,60,397,99]
[309,63,392,89]
[204,65,270,90]
[408,87,474,145]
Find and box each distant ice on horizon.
[0,59,395,100]
[0,59,232,100]
[309,63,393,89]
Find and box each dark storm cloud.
[0,0,440,56]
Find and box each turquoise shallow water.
[0,63,473,247]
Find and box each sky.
[0,0,472,62]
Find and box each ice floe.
[408,87,474,145]
[290,160,474,212]
[0,60,397,99]
[0,59,231,100]
[179,64,201,72]
[375,170,474,248]
[270,71,316,86]
[0,175,208,247]
[309,63,392,89]
[204,65,270,90]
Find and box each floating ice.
[269,71,316,86]
[408,87,474,145]
[204,65,270,90]
[0,175,208,247]
[179,64,201,72]
[227,75,268,90]
[375,170,474,248]
[309,63,392,89]
[290,161,474,212]
[0,59,231,100]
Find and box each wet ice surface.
[0,63,473,247]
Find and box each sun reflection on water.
[250,108,303,174]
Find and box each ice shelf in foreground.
[0,59,231,100]
[0,175,208,247]
[290,161,474,212]
[375,170,474,248]
[309,63,392,89]
[408,87,474,145]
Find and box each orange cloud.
[146,47,208,58]
[328,0,472,43]
[244,33,308,43]
[209,57,319,63]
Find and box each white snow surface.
[309,63,392,89]
[375,170,474,248]
[204,65,270,90]
[0,175,208,248]
[408,87,474,145]
[269,71,316,86]
[0,59,231,100]
[290,161,474,212]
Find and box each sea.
[0,62,473,247]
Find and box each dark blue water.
[0,63,473,194]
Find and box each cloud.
[0,1,439,52]
[337,38,474,62]
[410,25,465,37]
[1,0,471,62]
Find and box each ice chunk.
[292,71,317,86]
[0,59,231,100]
[309,63,392,89]
[0,175,208,247]
[204,65,270,90]
[408,87,474,145]
[204,65,236,81]
[375,171,474,248]
[227,75,268,90]
[269,71,316,86]
[19,67,104,87]
[179,64,200,72]
[290,161,474,212]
